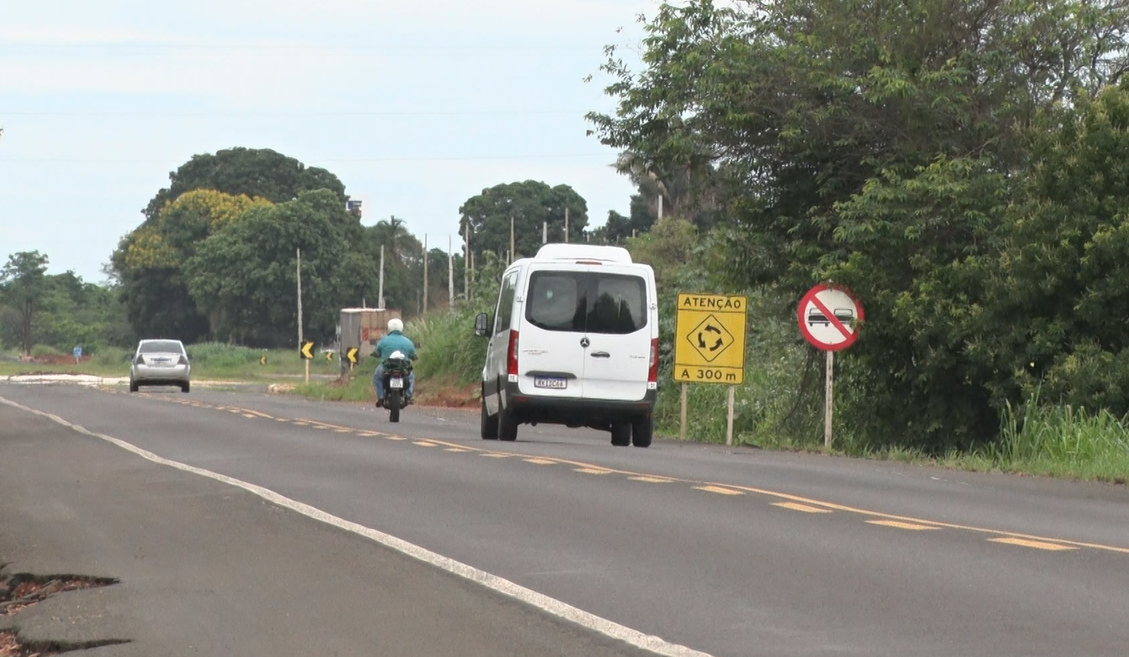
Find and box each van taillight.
[647,338,659,383]
[507,330,520,377]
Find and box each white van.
[474,243,659,447]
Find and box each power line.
[0,153,612,164]
[0,43,600,56]
[2,110,589,117]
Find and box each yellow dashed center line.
[414,441,437,447]
[694,485,745,496]
[242,414,257,419]
[773,502,834,514]
[989,537,1077,551]
[126,389,1129,557]
[867,520,939,531]
[524,458,556,465]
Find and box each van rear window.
[526,271,646,334]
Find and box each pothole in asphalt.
[1,573,119,617]
[0,631,128,657]
[0,570,128,655]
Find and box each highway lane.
[3,382,1129,656]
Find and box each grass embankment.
[11,315,1124,484]
[289,308,487,406]
[0,343,341,381]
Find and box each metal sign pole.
[726,385,735,446]
[824,350,834,448]
[680,382,688,441]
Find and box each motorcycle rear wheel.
[388,389,401,423]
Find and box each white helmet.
[387,318,403,333]
[390,350,406,360]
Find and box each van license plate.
[389,377,404,389]
[534,377,567,389]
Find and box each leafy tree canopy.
[143,147,346,221]
[458,181,588,261]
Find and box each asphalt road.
[2,382,1128,657]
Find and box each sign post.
[797,284,864,448]
[674,293,748,446]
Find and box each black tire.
[610,421,631,447]
[181,381,190,394]
[497,402,518,441]
[631,415,653,448]
[481,394,498,439]
[388,389,401,423]
[129,379,138,393]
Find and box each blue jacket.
[374,330,417,361]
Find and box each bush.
[30,344,65,358]
[93,347,132,367]
[185,342,262,368]
[409,307,489,387]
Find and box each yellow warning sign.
[674,293,747,384]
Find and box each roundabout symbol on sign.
[688,314,734,362]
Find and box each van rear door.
[580,267,652,402]
[518,265,590,399]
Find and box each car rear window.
[526,271,647,334]
[139,341,184,354]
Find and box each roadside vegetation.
[0,343,340,382]
[4,1,1129,486]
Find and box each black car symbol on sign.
[807,307,854,327]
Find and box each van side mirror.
[474,313,492,337]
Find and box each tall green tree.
[0,251,49,356]
[458,181,588,261]
[143,147,346,221]
[114,148,348,342]
[364,216,424,312]
[184,189,374,346]
[589,0,1129,448]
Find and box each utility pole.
[378,245,385,309]
[464,222,470,301]
[657,194,664,220]
[510,215,515,264]
[297,247,308,384]
[448,235,455,307]
[564,207,569,243]
[542,221,547,244]
[422,234,428,314]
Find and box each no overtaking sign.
[797,284,863,351]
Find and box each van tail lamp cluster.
[507,330,520,378]
[647,338,659,384]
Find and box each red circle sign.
[797,284,863,351]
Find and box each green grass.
[0,342,342,381]
[409,309,488,387]
[984,396,1129,483]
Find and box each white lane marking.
[0,396,712,657]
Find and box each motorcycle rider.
[372,317,418,406]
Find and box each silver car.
[130,339,191,393]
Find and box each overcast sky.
[0,0,654,283]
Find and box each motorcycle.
[379,350,413,423]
